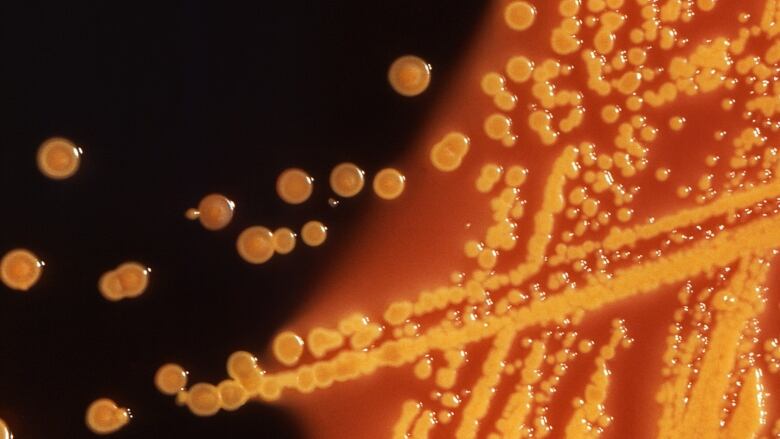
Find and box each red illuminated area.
[163,1,780,438]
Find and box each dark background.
[0,1,486,438]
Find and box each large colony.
[388,55,433,97]
[6,0,780,437]
[36,137,82,180]
[186,193,236,231]
[98,262,150,302]
[0,419,10,439]
[154,0,780,438]
[84,399,130,435]
[0,249,43,292]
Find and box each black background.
[0,1,486,438]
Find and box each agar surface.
[164,0,780,437]
[7,0,780,437]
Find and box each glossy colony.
[159,0,780,438]
[154,363,189,395]
[0,249,43,291]
[388,55,433,97]
[36,137,81,180]
[373,168,407,200]
[0,419,10,439]
[329,163,366,198]
[186,193,235,231]
[272,227,297,254]
[301,221,328,247]
[236,226,275,264]
[85,399,130,435]
[98,262,150,301]
[277,168,314,205]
